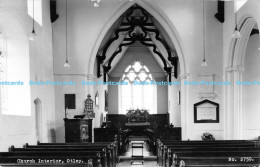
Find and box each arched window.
[0,33,8,113]
[27,0,43,26]
[119,61,157,114]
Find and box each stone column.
[233,66,243,139]
[86,74,96,96]
[224,65,243,139]
[179,73,189,140]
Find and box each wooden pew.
[0,152,102,167]
[0,163,93,166]
[10,147,109,167]
[158,145,258,166]
[36,141,119,165]
[160,143,259,166]
[37,141,113,145]
[157,140,260,167]
[18,144,114,167]
[171,151,260,167]
[156,140,257,160]
[31,142,117,167]
[166,147,260,167]
[157,140,259,158]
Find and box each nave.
[117,140,157,167]
[0,109,260,167]
[1,137,260,167]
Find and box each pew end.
[179,160,185,167]
[24,143,29,148]
[88,158,93,167]
[172,153,177,167]
[9,145,14,152]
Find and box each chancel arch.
[90,1,188,139]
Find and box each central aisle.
[117,141,158,167]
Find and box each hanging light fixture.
[64,0,70,69]
[201,0,207,67]
[90,0,101,7]
[90,0,134,7]
[232,2,241,38]
[29,0,37,41]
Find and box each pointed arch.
[34,98,42,142]
[225,14,258,139]
[88,0,188,139]
[233,15,257,66]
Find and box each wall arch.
[233,15,257,66]
[225,14,258,139]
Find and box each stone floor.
[117,141,158,167]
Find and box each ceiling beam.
[215,1,225,23]
[50,0,59,23]
[250,29,259,36]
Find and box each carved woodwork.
[126,109,149,123]
[215,1,225,23]
[64,119,92,143]
[96,5,178,82]
[250,29,259,36]
[106,113,169,129]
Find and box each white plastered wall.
[0,0,55,151]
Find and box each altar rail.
[106,113,169,129]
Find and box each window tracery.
[120,61,156,114]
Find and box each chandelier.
[90,0,101,7]
[90,0,133,7]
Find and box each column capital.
[225,65,244,72]
[179,73,189,80]
[86,74,95,81]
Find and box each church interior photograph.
[1,0,260,166]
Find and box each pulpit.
[64,118,92,143]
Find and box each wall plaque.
[198,74,216,99]
[194,99,219,123]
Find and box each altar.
[126,109,149,123]
[125,122,151,136]
[125,122,150,126]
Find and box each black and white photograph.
[0,0,260,166]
